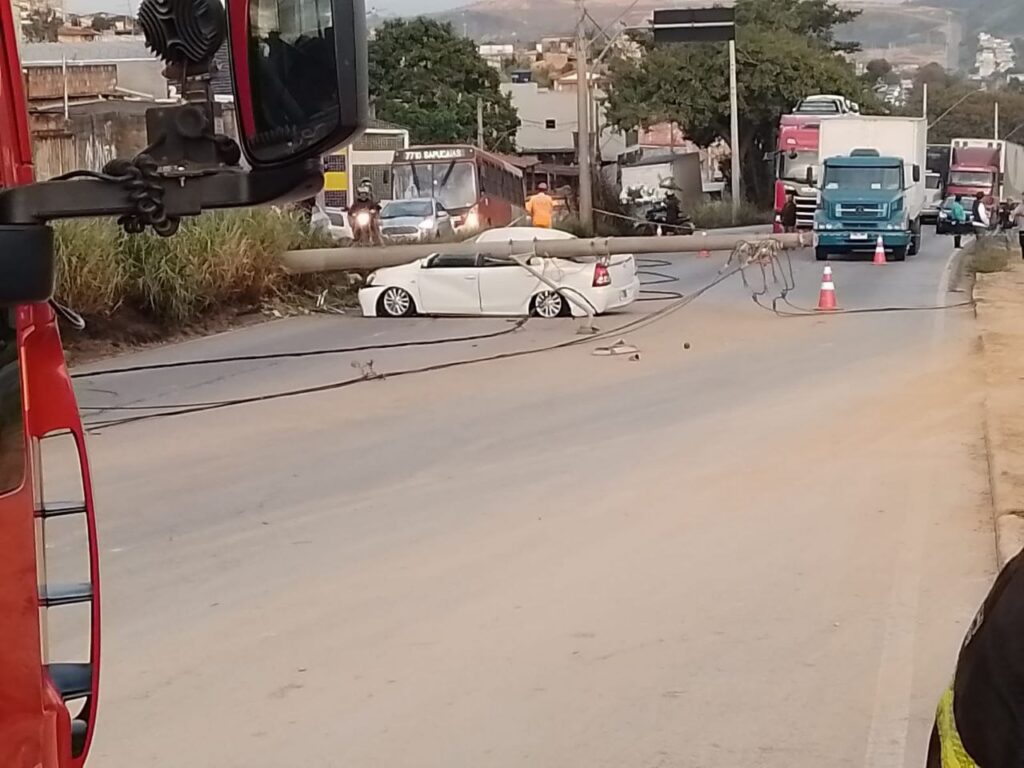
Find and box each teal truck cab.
[812,116,927,262]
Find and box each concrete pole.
[995,100,1000,139]
[728,39,741,221]
[922,82,928,120]
[477,97,484,149]
[575,0,594,233]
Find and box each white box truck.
[814,116,927,261]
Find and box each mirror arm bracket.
[0,160,325,226]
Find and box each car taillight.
[593,263,611,287]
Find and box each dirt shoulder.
[974,249,1024,566]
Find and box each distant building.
[57,26,99,43]
[501,80,625,164]
[478,43,514,71]
[975,32,1016,78]
[19,39,167,100]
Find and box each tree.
[23,8,60,43]
[90,15,115,32]
[907,83,1024,144]
[604,0,869,204]
[368,19,519,152]
[865,58,892,83]
[735,0,861,53]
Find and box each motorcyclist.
[663,190,682,229]
[348,178,382,244]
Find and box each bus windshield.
[392,161,477,211]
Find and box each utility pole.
[575,0,594,233]
[477,97,484,149]
[922,82,928,120]
[995,100,1000,139]
[728,39,740,220]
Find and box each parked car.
[380,198,455,242]
[358,227,640,318]
[935,196,960,235]
[922,172,944,223]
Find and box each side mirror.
[912,164,921,183]
[0,226,56,306]
[230,0,368,168]
[437,210,449,218]
[805,166,815,184]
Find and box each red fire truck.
[0,0,366,763]
[772,114,823,232]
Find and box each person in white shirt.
[1012,200,1024,259]
[973,192,991,236]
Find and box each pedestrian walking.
[950,195,967,249]
[1012,199,1024,259]
[779,190,798,233]
[525,182,554,229]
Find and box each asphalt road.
[49,230,994,768]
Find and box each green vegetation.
[603,0,871,207]
[56,208,330,327]
[369,18,519,151]
[968,238,1013,275]
[690,201,771,229]
[902,74,1024,145]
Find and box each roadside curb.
[975,261,1024,568]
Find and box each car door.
[477,254,548,315]
[415,254,482,315]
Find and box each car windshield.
[381,201,433,219]
[392,161,477,211]
[779,151,818,183]
[823,165,902,191]
[948,170,994,187]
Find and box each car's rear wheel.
[531,290,568,318]
[378,287,416,317]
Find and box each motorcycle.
[634,201,695,237]
[350,206,380,245]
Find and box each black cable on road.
[636,257,685,301]
[84,268,742,433]
[73,319,530,379]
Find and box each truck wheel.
[815,247,828,262]
[891,246,907,262]
[908,221,921,256]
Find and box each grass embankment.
[967,236,1014,275]
[56,208,338,345]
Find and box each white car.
[358,227,640,318]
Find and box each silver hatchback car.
[380,198,456,242]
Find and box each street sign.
[651,7,735,43]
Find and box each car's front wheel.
[377,287,416,317]
[531,290,568,318]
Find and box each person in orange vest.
[526,182,554,228]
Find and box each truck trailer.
[947,138,1024,203]
[814,116,927,262]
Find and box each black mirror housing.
[912,164,921,183]
[229,0,368,169]
[0,226,55,306]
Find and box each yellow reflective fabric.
[936,687,979,768]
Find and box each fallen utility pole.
[281,232,809,273]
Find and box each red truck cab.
[773,114,822,232]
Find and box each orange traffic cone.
[872,235,887,265]
[698,232,710,258]
[816,263,838,311]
